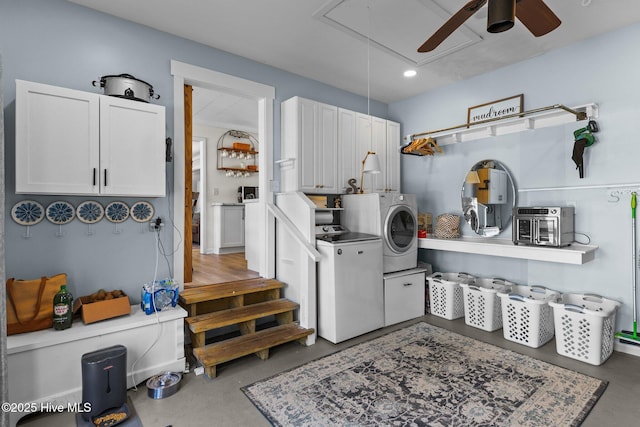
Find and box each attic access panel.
[314,0,483,66]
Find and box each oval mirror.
[461,159,516,237]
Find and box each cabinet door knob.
[104,169,108,186]
[403,282,413,287]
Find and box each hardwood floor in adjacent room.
[186,246,260,288]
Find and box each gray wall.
[0,0,387,301]
[389,23,640,330]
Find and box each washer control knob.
[337,249,343,255]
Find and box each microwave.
[512,207,574,247]
[238,186,258,202]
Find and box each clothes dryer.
[342,193,418,273]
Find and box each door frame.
[171,60,275,283]
[192,135,207,252]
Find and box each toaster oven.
[512,207,574,247]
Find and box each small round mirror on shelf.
[461,159,516,237]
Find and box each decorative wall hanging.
[77,200,105,224]
[105,201,129,234]
[77,200,105,235]
[130,201,154,223]
[46,200,75,237]
[11,200,44,238]
[11,199,157,236]
[46,201,75,225]
[131,200,154,232]
[467,94,523,125]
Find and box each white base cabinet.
[384,268,426,326]
[15,79,166,197]
[212,204,245,254]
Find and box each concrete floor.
[18,315,640,427]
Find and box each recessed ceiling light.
[404,70,417,78]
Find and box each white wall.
[389,23,640,332]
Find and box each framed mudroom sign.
[467,94,524,125]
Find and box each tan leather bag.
[6,273,67,335]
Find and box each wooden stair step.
[193,323,314,378]
[179,278,285,305]
[186,298,299,333]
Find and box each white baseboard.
[614,340,640,357]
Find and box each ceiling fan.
[418,0,561,53]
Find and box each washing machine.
[342,193,418,273]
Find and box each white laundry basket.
[460,278,515,332]
[427,272,475,320]
[497,285,559,348]
[549,293,621,365]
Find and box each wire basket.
[427,272,475,320]
[460,278,515,332]
[497,285,559,348]
[549,293,621,365]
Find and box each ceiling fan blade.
[418,0,487,53]
[515,0,561,37]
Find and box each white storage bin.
[460,278,515,332]
[497,285,559,348]
[427,272,475,320]
[549,293,621,365]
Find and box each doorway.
[189,88,262,286]
[171,60,276,287]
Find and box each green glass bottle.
[53,284,73,330]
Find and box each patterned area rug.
[242,322,607,426]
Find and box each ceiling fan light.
[487,0,515,33]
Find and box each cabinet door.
[385,120,401,192]
[221,206,245,247]
[99,96,166,196]
[338,108,357,193]
[370,116,387,193]
[297,98,317,192]
[316,102,338,193]
[355,113,372,193]
[15,80,100,195]
[384,271,425,326]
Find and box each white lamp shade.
[466,170,481,184]
[363,153,381,174]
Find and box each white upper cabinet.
[282,96,400,195]
[281,96,338,194]
[354,113,400,194]
[99,95,166,196]
[15,80,100,195]
[15,80,166,197]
